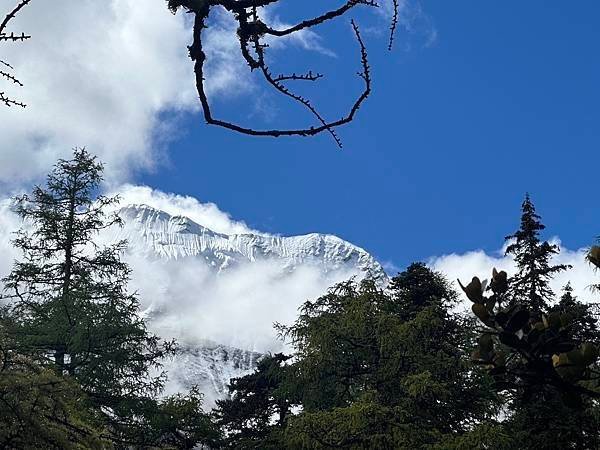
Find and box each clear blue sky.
[137,1,599,270]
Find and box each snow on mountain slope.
[109,203,387,406]
[164,343,262,406]
[115,204,387,282]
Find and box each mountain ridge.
[114,204,388,282]
[109,203,388,406]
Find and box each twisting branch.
[1,0,32,108]
[169,0,393,147]
[388,0,399,51]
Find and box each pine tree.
[464,271,600,448]
[1,149,218,446]
[388,262,458,319]
[505,194,570,313]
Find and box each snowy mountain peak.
[115,204,387,282]
[118,204,225,238]
[111,203,387,405]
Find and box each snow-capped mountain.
[115,204,387,282]
[165,343,262,406]
[111,204,387,406]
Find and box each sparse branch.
[1,0,32,108]
[172,0,391,146]
[257,0,379,37]
[0,0,32,37]
[1,91,25,108]
[273,71,323,83]
[388,0,399,51]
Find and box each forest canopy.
[1,150,599,449]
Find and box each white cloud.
[112,184,256,236]
[0,0,264,189]
[0,199,22,291]
[0,1,434,191]
[129,254,355,353]
[108,187,359,354]
[0,0,200,186]
[430,239,599,311]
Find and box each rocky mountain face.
[113,204,387,406]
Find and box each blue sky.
[135,1,599,270]
[1,1,598,273]
[1,0,599,352]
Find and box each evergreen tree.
[216,266,503,449]
[281,272,501,448]
[387,262,456,320]
[1,149,218,447]
[505,194,570,313]
[463,271,600,448]
[553,283,600,343]
[502,283,600,449]
[215,354,295,449]
[0,309,105,449]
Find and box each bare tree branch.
[388,0,399,51]
[1,0,32,108]
[171,0,393,147]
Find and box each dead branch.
[170,0,396,147]
[1,0,32,108]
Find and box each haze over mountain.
[1,190,595,406]
[108,203,387,404]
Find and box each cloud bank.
[128,254,355,354]
[0,187,359,354]
[430,240,599,310]
[0,0,200,186]
[112,184,256,236]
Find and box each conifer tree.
[505,194,570,313]
[0,309,105,449]
[463,252,600,448]
[1,149,219,447]
[216,267,504,449]
[215,353,294,449]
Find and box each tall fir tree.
[505,194,570,313]
[1,149,219,447]
[215,266,505,449]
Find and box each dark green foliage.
[462,200,600,449]
[588,245,600,293]
[215,353,294,449]
[1,149,219,448]
[113,387,223,449]
[388,262,457,319]
[463,270,600,404]
[505,194,570,313]
[216,265,502,449]
[0,311,106,449]
[552,283,600,344]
